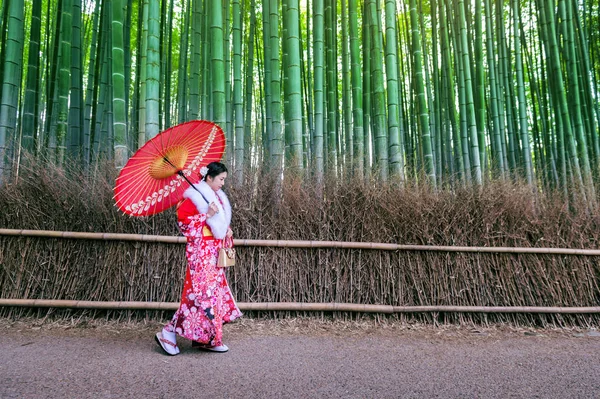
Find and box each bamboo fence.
[3,165,600,325]
[2,228,600,315]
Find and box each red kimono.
[164,196,242,347]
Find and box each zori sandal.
[155,332,180,356]
[192,341,229,352]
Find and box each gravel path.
[1,319,599,398]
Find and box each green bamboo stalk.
[112,0,128,167]
[164,0,174,128]
[496,1,517,173]
[145,0,160,141]
[283,0,303,170]
[368,0,388,180]
[474,0,486,176]
[269,0,283,172]
[188,0,202,119]
[176,0,189,124]
[256,39,267,164]
[400,0,415,177]
[138,0,148,144]
[262,0,272,161]
[579,2,600,169]
[67,0,83,163]
[233,0,244,181]
[0,2,13,111]
[453,13,471,183]
[88,3,105,162]
[43,0,61,155]
[209,0,226,133]
[124,0,133,144]
[341,0,352,171]
[99,8,113,160]
[158,0,166,132]
[484,0,505,176]
[430,0,443,183]
[395,14,409,179]
[201,1,210,120]
[130,0,141,149]
[362,2,371,176]
[21,0,41,154]
[54,0,73,164]
[282,1,291,163]
[83,0,101,166]
[512,0,534,186]
[302,1,313,168]
[419,0,437,182]
[409,0,433,184]
[243,0,256,167]
[224,0,233,166]
[438,0,461,181]
[384,0,402,180]
[0,2,8,106]
[440,55,454,179]
[0,0,24,183]
[312,0,324,180]
[325,0,337,172]
[456,0,481,184]
[349,0,363,176]
[574,7,599,168]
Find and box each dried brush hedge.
[1,160,599,326]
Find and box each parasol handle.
[176,170,211,205]
[161,154,211,205]
[157,154,210,204]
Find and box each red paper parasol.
[114,120,226,216]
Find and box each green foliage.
[0,0,598,208]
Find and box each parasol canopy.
[114,120,226,217]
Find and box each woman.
[155,162,242,355]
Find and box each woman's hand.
[206,202,219,218]
[226,227,233,238]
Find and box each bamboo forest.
[0,0,599,198]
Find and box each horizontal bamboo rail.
[1,299,600,314]
[0,228,185,244]
[2,228,600,255]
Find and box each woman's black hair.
[203,161,228,180]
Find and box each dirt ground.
[1,317,599,398]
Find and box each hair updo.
[202,162,228,181]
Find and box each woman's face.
[206,172,227,192]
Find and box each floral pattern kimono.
[165,182,242,347]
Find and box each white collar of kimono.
[183,180,232,239]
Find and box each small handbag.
[217,236,235,267]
